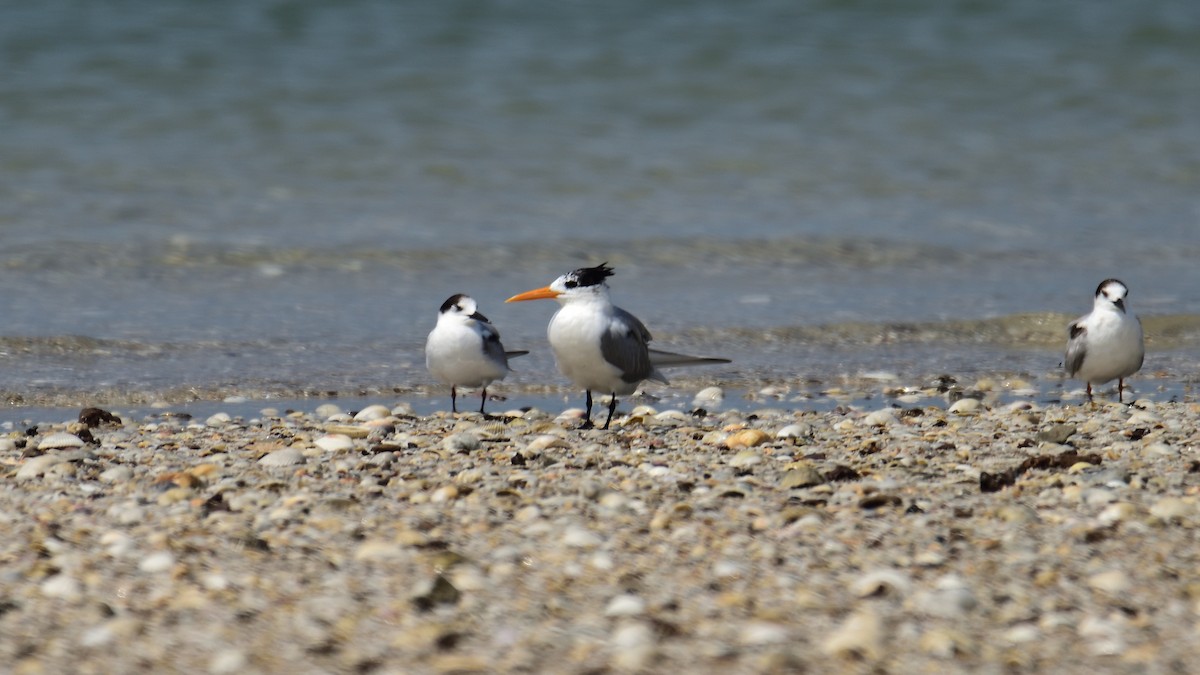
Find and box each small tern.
[506,263,730,429]
[425,294,528,414]
[1064,278,1144,403]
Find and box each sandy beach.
[3,377,1199,674]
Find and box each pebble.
[1,393,1199,673]
[139,551,176,573]
[205,412,232,427]
[1149,497,1192,522]
[314,403,344,419]
[604,594,646,617]
[823,611,883,659]
[864,409,896,426]
[16,454,66,479]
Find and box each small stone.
[314,403,344,420]
[728,450,763,469]
[205,412,232,427]
[776,423,813,440]
[1150,497,1192,522]
[99,466,133,483]
[16,454,66,479]
[209,650,248,675]
[139,551,176,573]
[739,622,790,646]
[444,433,480,452]
[723,429,771,449]
[864,409,896,427]
[1036,424,1077,444]
[822,610,883,659]
[604,594,646,617]
[611,621,656,671]
[852,570,912,598]
[780,465,824,489]
[258,447,305,467]
[562,525,602,548]
[41,574,81,600]
[38,433,84,450]
[1088,570,1131,595]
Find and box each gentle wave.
[5,235,1199,275]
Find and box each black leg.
[479,386,488,414]
[580,390,595,429]
[602,393,618,430]
[1118,378,1124,403]
[1085,382,1093,404]
[451,386,458,413]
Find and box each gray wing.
[479,322,514,367]
[1064,320,1087,376]
[602,307,656,384]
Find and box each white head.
[507,263,614,305]
[1094,279,1130,314]
[438,293,489,324]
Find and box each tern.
[507,263,730,429]
[1065,278,1144,403]
[425,294,529,414]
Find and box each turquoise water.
[2,0,1197,404]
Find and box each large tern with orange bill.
[507,263,730,429]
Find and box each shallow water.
[2,0,1198,405]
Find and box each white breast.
[547,303,637,395]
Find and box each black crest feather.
[569,262,614,288]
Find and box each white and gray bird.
[507,263,730,429]
[425,294,528,414]
[1065,278,1144,403]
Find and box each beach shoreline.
[3,382,1199,673]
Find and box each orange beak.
[506,286,560,302]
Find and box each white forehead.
[455,295,478,313]
[1099,280,1128,300]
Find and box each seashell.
[776,423,813,440]
[325,424,370,439]
[691,386,724,409]
[728,450,762,469]
[352,405,392,422]
[526,434,569,453]
[258,447,305,467]
[314,434,355,452]
[38,433,84,450]
[723,429,771,449]
[780,465,824,489]
[948,398,982,415]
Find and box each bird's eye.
[564,279,578,288]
